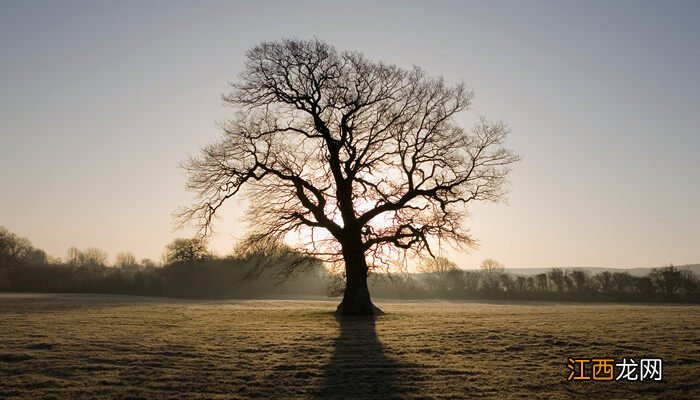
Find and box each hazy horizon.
[1,1,699,269]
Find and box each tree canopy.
[179,39,519,315]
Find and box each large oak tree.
[179,39,519,316]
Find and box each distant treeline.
[1,226,698,302]
[373,257,700,303]
[0,228,327,299]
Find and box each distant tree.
[499,273,515,292]
[26,248,47,265]
[66,247,82,266]
[462,270,481,293]
[445,268,467,293]
[115,252,138,269]
[480,258,505,292]
[547,268,566,293]
[0,226,46,267]
[83,247,108,266]
[535,273,549,292]
[563,273,575,292]
[569,269,588,292]
[233,235,322,282]
[611,272,634,294]
[595,271,613,295]
[514,276,527,292]
[163,238,210,265]
[526,276,536,292]
[679,269,699,296]
[634,276,655,295]
[418,256,459,293]
[177,38,519,315]
[649,265,683,295]
[65,246,108,267]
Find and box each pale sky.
[1,0,698,268]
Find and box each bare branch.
[178,38,519,279]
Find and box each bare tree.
[83,248,108,266]
[649,264,683,295]
[462,270,482,293]
[65,246,82,266]
[163,238,210,265]
[611,271,634,294]
[499,273,515,292]
[417,256,459,293]
[525,276,536,292]
[0,226,46,267]
[66,246,108,267]
[570,269,589,292]
[547,268,566,293]
[595,271,614,294]
[179,39,519,315]
[479,258,505,292]
[535,273,549,292]
[232,234,322,283]
[115,252,138,269]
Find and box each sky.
[1,0,698,268]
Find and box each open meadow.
[0,293,698,399]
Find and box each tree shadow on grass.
[315,315,424,400]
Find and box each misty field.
[0,294,698,399]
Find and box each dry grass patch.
[0,294,698,399]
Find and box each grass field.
[0,293,698,399]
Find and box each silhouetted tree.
[0,226,46,267]
[27,249,47,265]
[233,235,322,282]
[634,276,655,295]
[445,268,467,294]
[65,247,81,266]
[649,265,683,296]
[595,271,614,295]
[66,246,108,267]
[570,269,589,292]
[547,268,566,293]
[535,273,549,292]
[611,272,634,294]
[115,252,138,269]
[418,256,459,293]
[563,273,575,293]
[163,238,210,265]
[679,269,699,296]
[480,258,505,292]
[178,39,519,315]
[499,273,515,292]
[526,276,536,292]
[462,270,482,293]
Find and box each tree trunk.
[334,243,384,317]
